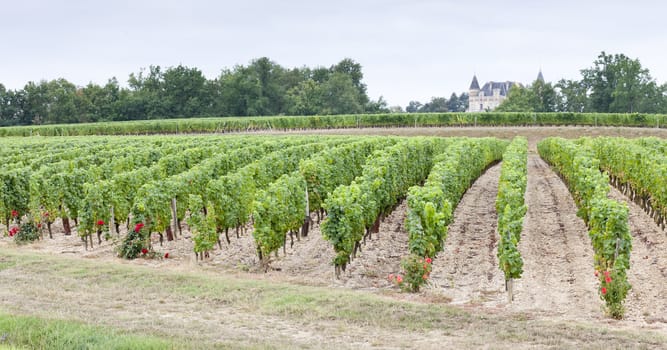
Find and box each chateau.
[467,71,543,112]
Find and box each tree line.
[403,93,469,113]
[0,58,390,126]
[497,52,667,113]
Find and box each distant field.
[1,112,666,136]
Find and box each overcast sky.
[2,0,666,108]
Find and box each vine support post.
[300,185,309,239]
[171,198,178,240]
[507,278,514,303]
[110,206,117,236]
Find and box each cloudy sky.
[2,0,666,108]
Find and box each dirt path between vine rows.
[426,163,506,305]
[608,188,667,326]
[508,155,602,319]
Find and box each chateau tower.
[469,75,480,97]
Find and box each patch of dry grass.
[0,248,665,349]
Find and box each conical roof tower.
[469,75,480,90]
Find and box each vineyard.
[1,131,667,347]
[0,112,667,136]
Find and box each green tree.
[406,101,422,113]
[331,58,368,106]
[365,96,390,114]
[556,79,588,112]
[457,93,469,112]
[495,85,536,112]
[285,79,321,115]
[162,65,210,117]
[581,52,660,113]
[446,93,460,112]
[419,97,448,112]
[531,79,558,112]
[318,72,364,115]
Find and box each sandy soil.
[508,155,602,320]
[335,200,410,289]
[426,163,506,306]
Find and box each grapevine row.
[252,137,396,267]
[496,137,527,297]
[586,137,667,230]
[187,138,351,259]
[2,112,666,137]
[321,137,451,277]
[538,137,631,318]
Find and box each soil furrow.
[509,155,601,319]
[427,163,505,305]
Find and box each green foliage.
[0,312,174,349]
[253,174,306,260]
[0,168,30,226]
[496,137,527,280]
[252,138,391,262]
[1,58,383,126]
[406,93,468,113]
[4,111,667,137]
[299,138,394,213]
[538,137,632,318]
[187,195,218,255]
[322,138,451,270]
[581,52,664,113]
[117,216,149,260]
[398,254,433,292]
[586,137,667,230]
[496,79,558,113]
[405,138,507,259]
[13,220,40,244]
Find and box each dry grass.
[0,248,665,349]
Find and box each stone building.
[467,76,517,112]
[467,71,543,112]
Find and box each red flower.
[605,276,612,284]
[396,275,403,284]
[422,274,428,280]
[388,273,394,281]
[601,287,607,295]
[11,210,18,218]
[141,248,148,255]
[425,257,432,264]
[37,223,42,229]
[603,270,610,278]
[96,220,105,226]
[44,212,49,217]
[134,223,145,233]
[594,270,599,277]
[164,252,169,259]
[8,227,18,237]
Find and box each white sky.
[2,0,666,108]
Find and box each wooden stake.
[171,198,178,240]
[110,206,116,235]
[508,279,514,303]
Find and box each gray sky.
[2,0,666,108]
